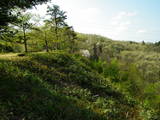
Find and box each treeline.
[0,1,77,54]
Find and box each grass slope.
[0,52,142,120]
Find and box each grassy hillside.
[0,33,160,119]
[0,52,143,120]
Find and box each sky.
[29,0,160,42]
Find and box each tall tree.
[63,26,77,53]
[40,22,51,52]
[46,4,67,50]
[0,0,49,28]
[92,43,99,61]
[14,10,34,52]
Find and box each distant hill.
[77,33,160,84]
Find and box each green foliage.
[0,42,14,52]
[46,4,67,50]
[13,9,36,52]
[0,0,49,27]
[0,41,23,53]
[0,52,142,119]
[103,59,120,82]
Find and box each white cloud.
[65,7,103,34]
[124,11,137,17]
[77,8,101,23]
[83,8,100,15]
[137,29,147,33]
[112,11,137,21]
[107,11,137,39]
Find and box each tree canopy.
[0,0,50,27]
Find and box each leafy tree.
[155,41,160,46]
[142,41,145,45]
[38,23,51,52]
[46,4,67,50]
[92,43,99,61]
[0,0,49,28]
[63,26,77,53]
[0,25,18,42]
[14,10,34,52]
[43,28,49,52]
[91,43,103,61]
[103,59,120,81]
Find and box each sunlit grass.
[0,53,18,59]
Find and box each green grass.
[0,52,142,120]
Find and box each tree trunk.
[54,15,59,50]
[93,43,99,61]
[55,26,59,50]
[44,31,49,52]
[23,28,27,52]
[24,39,27,53]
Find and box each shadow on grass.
[0,60,105,120]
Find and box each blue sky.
[30,0,160,42]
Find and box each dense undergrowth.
[0,52,144,120]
